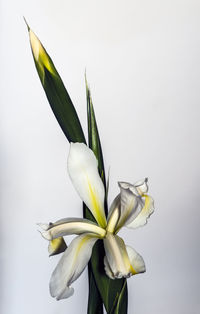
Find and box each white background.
[1,1,200,313]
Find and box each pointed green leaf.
[27,26,86,143]
[85,75,108,215]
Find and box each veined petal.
[67,143,106,228]
[103,233,135,279]
[126,195,154,229]
[114,182,143,232]
[126,246,146,274]
[50,233,98,300]
[40,218,106,240]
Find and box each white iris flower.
[39,143,154,300]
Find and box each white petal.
[126,246,146,274]
[118,182,139,196]
[107,194,121,221]
[104,256,115,279]
[103,233,134,279]
[107,206,120,233]
[40,218,106,240]
[115,182,143,232]
[67,143,106,228]
[50,233,98,300]
[37,223,49,231]
[126,195,154,229]
[48,237,67,257]
[107,194,121,232]
[134,178,148,195]
[56,287,74,300]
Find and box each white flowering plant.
[26,21,154,314]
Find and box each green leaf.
[87,263,104,314]
[85,75,107,215]
[86,79,128,313]
[27,25,86,143]
[112,281,128,314]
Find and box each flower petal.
[67,143,106,228]
[40,218,106,240]
[48,237,67,257]
[134,178,148,195]
[107,206,120,233]
[114,182,143,232]
[126,245,146,274]
[103,233,134,279]
[126,195,154,229]
[49,233,98,300]
[104,256,115,279]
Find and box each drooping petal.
[39,217,106,240]
[48,237,67,257]
[126,246,146,274]
[103,233,135,279]
[126,195,154,229]
[104,256,115,279]
[67,143,106,228]
[50,233,98,300]
[38,222,68,256]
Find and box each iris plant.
[38,142,154,300]
[26,22,154,311]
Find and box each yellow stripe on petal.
[40,218,106,240]
[126,195,154,229]
[48,237,67,257]
[87,180,106,228]
[107,207,120,233]
[50,233,98,300]
[114,183,141,233]
[103,233,136,279]
[126,245,146,274]
[67,143,106,228]
[75,234,98,259]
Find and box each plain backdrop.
[1,1,200,313]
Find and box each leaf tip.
[23,16,30,32]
